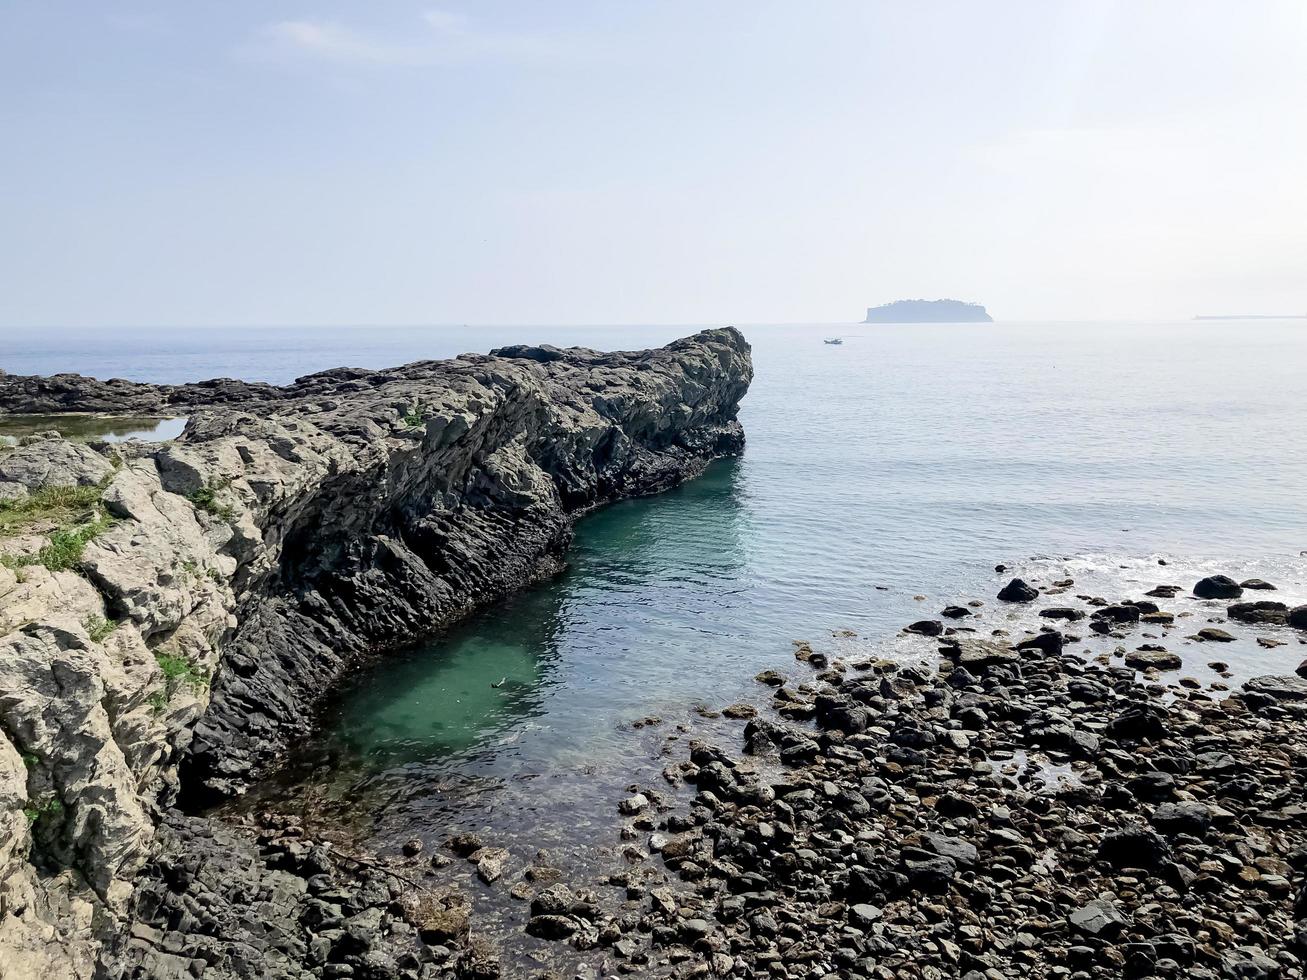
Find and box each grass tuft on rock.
[0,481,108,536]
[187,479,236,522]
[23,795,63,825]
[154,650,208,693]
[83,614,119,643]
[1,514,115,573]
[402,402,428,428]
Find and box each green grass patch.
[0,481,107,536]
[23,795,63,825]
[83,614,119,643]
[402,402,428,428]
[154,650,208,693]
[187,479,235,522]
[147,691,168,715]
[1,515,114,573]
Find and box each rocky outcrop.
[0,328,752,977]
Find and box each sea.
[4,320,1306,930]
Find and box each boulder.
[1125,649,1182,671]
[1015,631,1065,655]
[1040,607,1085,621]
[997,578,1038,602]
[1244,675,1307,702]
[1193,575,1243,599]
[905,620,944,637]
[940,638,1019,671]
[1227,601,1289,625]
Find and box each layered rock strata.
[0,328,752,977]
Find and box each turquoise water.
[6,321,1307,849]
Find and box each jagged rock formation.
[0,328,752,977]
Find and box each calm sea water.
[5,321,1307,858]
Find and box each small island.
[864,298,993,323]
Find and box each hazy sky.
[2,1,1304,327]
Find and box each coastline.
[0,329,753,978]
[3,330,1307,977]
[422,567,1307,978]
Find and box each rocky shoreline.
[396,568,1307,979]
[0,329,752,978]
[5,329,1307,979]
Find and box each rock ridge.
[0,328,752,977]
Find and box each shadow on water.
[241,457,750,838]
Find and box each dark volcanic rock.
[905,619,944,636]
[1245,674,1307,701]
[617,585,1307,980]
[104,813,427,980]
[1193,574,1243,599]
[997,578,1039,602]
[181,329,753,799]
[1290,605,1307,630]
[1040,606,1086,621]
[1240,578,1277,590]
[1228,600,1290,625]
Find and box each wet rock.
[941,637,1019,671]
[1147,585,1182,598]
[940,606,971,619]
[1196,627,1236,642]
[1241,579,1277,590]
[1040,607,1086,621]
[1125,649,1182,671]
[473,847,510,884]
[905,620,944,637]
[1194,575,1243,599]
[1228,601,1289,625]
[1094,604,1142,624]
[619,794,650,815]
[997,578,1039,602]
[1245,674,1307,701]
[1289,605,1307,630]
[446,833,485,857]
[1015,630,1065,655]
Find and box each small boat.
[824,337,843,345]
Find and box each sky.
[1,1,1305,327]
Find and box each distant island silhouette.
[864,299,992,323]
